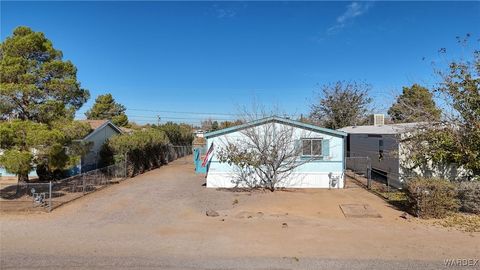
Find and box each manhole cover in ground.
[339,204,382,218]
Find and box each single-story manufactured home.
[203,116,347,188]
[339,120,465,188]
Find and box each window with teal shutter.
[294,139,302,152]
[322,139,330,159]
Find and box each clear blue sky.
[2,1,479,125]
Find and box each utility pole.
[157,115,161,126]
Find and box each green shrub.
[156,122,193,145]
[457,181,480,214]
[102,128,170,177]
[405,177,459,218]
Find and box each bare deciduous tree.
[309,81,372,129]
[216,108,316,191]
[400,35,480,180]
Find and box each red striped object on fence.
[201,143,214,167]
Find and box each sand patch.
[340,204,382,218]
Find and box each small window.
[301,138,322,157]
[312,140,322,156]
[302,140,312,156]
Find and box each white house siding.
[81,124,120,171]
[205,122,345,188]
[398,136,468,182]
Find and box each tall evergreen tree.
[0,26,89,123]
[0,26,91,182]
[85,94,129,127]
[388,84,441,123]
[0,120,91,182]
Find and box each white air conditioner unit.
[370,114,384,126]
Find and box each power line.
[126,108,303,118]
[127,114,235,121]
[77,112,237,121]
[126,108,239,116]
[77,107,304,125]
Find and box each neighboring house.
[339,120,464,188]
[0,120,122,178]
[194,130,205,138]
[204,116,347,188]
[78,120,123,173]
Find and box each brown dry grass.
[434,213,480,233]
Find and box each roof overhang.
[205,116,347,139]
[82,120,123,141]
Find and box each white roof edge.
[205,116,347,138]
[338,122,424,135]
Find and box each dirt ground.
[1,156,479,269]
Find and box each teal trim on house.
[204,116,347,188]
[205,116,347,139]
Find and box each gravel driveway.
[1,156,478,269]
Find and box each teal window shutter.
[322,139,330,159]
[295,139,301,153]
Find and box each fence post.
[124,152,128,178]
[49,181,52,212]
[82,174,86,195]
[387,175,390,193]
[367,157,371,190]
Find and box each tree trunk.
[16,173,29,195]
[268,176,276,192]
[36,163,53,181]
[18,173,29,184]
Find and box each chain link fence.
[0,145,193,213]
[0,182,53,213]
[345,156,478,215]
[168,145,193,164]
[345,156,401,193]
[0,163,126,213]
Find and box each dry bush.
[405,177,459,218]
[457,181,480,214]
[435,213,480,233]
